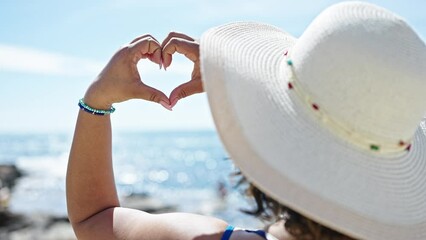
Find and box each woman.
[66,2,426,239]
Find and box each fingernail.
[170,98,179,108]
[160,100,172,111]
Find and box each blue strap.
[221,225,235,240]
[221,225,268,240]
[245,229,267,239]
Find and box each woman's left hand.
[161,32,203,108]
[83,34,172,110]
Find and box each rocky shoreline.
[0,165,176,240]
[0,164,75,240]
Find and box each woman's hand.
[84,34,172,110]
[161,32,204,108]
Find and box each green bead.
[370,145,380,151]
[287,59,293,66]
[79,98,115,115]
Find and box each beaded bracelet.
[78,98,116,115]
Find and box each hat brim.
[201,22,426,239]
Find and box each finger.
[169,80,203,108]
[130,34,160,45]
[162,37,199,69]
[147,48,163,69]
[130,37,162,65]
[161,31,195,48]
[133,84,172,111]
[150,47,162,66]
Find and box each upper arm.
[72,207,229,240]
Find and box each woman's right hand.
[84,34,172,110]
[161,32,204,108]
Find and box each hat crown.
[289,2,426,151]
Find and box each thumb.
[133,84,172,111]
[169,80,203,108]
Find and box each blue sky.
[0,0,425,133]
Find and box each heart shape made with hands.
[130,33,203,111]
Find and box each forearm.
[64,34,201,239]
[66,109,119,225]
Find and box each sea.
[0,131,262,228]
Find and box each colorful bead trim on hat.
[283,50,412,154]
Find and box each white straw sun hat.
[200,2,426,240]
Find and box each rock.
[5,214,76,240]
[0,212,31,232]
[0,164,23,211]
[0,164,77,239]
[0,165,25,229]
[0,165,179,239]
[42,222,76,240]
[0,165,23,189]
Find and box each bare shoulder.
[265,220,294,240]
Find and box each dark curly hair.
[235,174,354,240]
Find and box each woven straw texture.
[200,2,426,239]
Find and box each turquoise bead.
[370,145,380,151]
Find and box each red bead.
[288,82,293,89]
[284,50,288,56]
[312,103,319,111]
[406,144,412,151]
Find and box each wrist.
[79,98,115,115]
[83,83,114,110]
[82,95,113,110]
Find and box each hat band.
[284,51,411,155]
